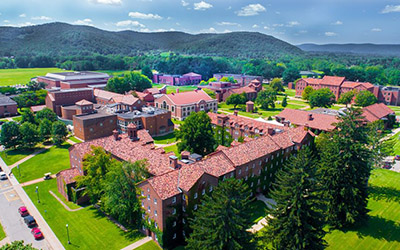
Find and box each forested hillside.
[0,22,303,58]
[298,43,400,57]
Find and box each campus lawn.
[12,143,71,183]
[0,146,44,166]
[248,200,268,223]
[0,222,6,241]
[11,116,22,122]
[388,105,400,116]
[0,68,69,86]
[283,87,296,97]
[24,179,143,250]
[324,168,400,249]
[163,144,180,157]
[153,131,178,144]
[172,118,184,126]
[135,240,162,250]
[151,84,198,94]
[384,131,400,155]
[68,136,82,144]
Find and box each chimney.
[176,88,180,93]
[113,130,119,141]
[234,110,238,116]
[169,155,179,169]
[308,114,313,121]
[127,123,138,141]
[267,127,275,135]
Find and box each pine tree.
[318,107,371,228]
[187,179,255,250]
[281,95,288,107]
[261,148,326,250]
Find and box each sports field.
[0,68,69,86]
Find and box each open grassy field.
[151,84,198,94]
[24,179,143,250]
[68,136,83,144]
[0,68,70,86]
[0,222,6,241]
[384,131,400,155]
[153,131,178,144]
[135,240,162,250]
[388,105,400,116]
[163,144,180,157]
[325,168,400,249]
[12,143,71,183]
[0,146,44,166]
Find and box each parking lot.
[0,178,49,249]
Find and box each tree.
[302,86,314,101]
[368,120,394,167]
[226,93,247,109]
[103,160,149,226]
[126,72,152,92]
[0,122,21,149]
[39,119,53,141]
[281,95,288,107]
[214,125,233,147]
[255,87,277,110]
[0,240,37,250]
[354,90,378,107]
[187,179,255,250]
[261,148,326,250]
[337,90,355,107]
[20,122,41,148]
[220,76,236,83]
[317,108,372,228]
[308,88,335,108]
[36,108,57,122]
[269,78,284,92]
[105,76,130,94]
[21,109,36,124]
[51,121,68,145]
[141,66,153,80]
[26,81,46,91]
[282,66,300,83]
[176,111,216,156]
[76,146,116,204]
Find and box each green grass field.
[0,146,44,166]
[0,68,70,86]
[24,179,143,250]
[249,200,268,223]
[325,168,400,249]
[163,144,180,157]
[283,87,296,97]
[0,222,6,241]
[153,131,178,144]
[68,136,83,144]
[384,132,400,155]
[12,143,71,183]
[151,84,198,94]
[135,240,162,250]
[388,106,400,116]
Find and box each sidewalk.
[121,236,152,250]
[20,175,56,187]
[247,194,276,233]
[9,145,53,169]
[0,157,65,250]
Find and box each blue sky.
[1,0,400,44]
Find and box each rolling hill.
[298,43,400,57]
[0,22,303,58]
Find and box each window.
[183,195,186,201]
[173,221,176,227]
[265,158,268,162]
[251,173,254,177]
[155,210,158,217]
[194,204,198,210]
[142,214,145,219]
[245,176,248,181]
[173,233,177,239]
[99,123,103,127]
[141,201,144,207]
[148,206,151,212]
[194,193,198,199]
[173,208,176,215]
[230,172,234,178]
[259,161,262,166]
[202,189,205,195]
[141,191,144,196]
[246,166,248,172]
[147,194,150,200]
[154,198,157,205]
[183,218,186,224]
[147,188,150,192]
[182,206,186,212]
[251,182,254,187]
[209,186,213,192]
[172,197,176,203]
[238,169,242,175]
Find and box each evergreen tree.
[141,66,153,80]
[260,148,326,250]
[187,179,255,250]
[281,95,288,107]
[318,108,372,228]
[0,121,21,149]
[176,111,216,156]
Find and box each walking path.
[9,145,53,169]
[0,237,10,246]
[121,236,152,250]
[381,127,400,142]
[48,191,84,212]
[154,141,178,148]
[248,194,276,233]
[20,175,56,187]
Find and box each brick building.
[45,88,94,116]
[0,96,18,117]
[202,79,262,102]
[213,73,263,87]
[153,72,202,86]
[58,117,313,247]
[155,90,218,120]
[73,112,118,141]
[36,71,110,89]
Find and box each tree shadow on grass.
[369,185,400,203]
[341,215,400,243]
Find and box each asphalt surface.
[0,178,48,249]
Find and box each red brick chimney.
[176,88,180,93]
[113,130,119,141]
[308,114,313,121]
[169,155,179,169]
[234,110,238,116]
[127,123,138,141]
[267,127,275,135]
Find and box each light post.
[66,224,70,244]
[35,186,40,203]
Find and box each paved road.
[0,179,48,249]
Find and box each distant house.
[155,89,218,120]
[153,72,202,86]
[201,79,262,102]
[0,96,18,117]
[36,71,110,89]
[213,73,263,87]
[362,103,396,129]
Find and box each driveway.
[0,179,49,249]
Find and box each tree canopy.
[269,78,285,92]
[226,93,247,109]
[308,88,336,108]
[337,90,355,107]
[105,72,152,94]
[255,87,277,110]
[302,86,314,101]
[354,90,378,107]
[51,121,68,145]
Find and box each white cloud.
[19,13,26,18]
[217,22,241,27]
[332,20,343,25]
[89,0,122,5]
[140,28,175,32]
[286,21,300,27]
[275,11,280,15]
[371,28,382,32]
[5,22,34,27]
[181,0,189,7]
[272,23,284,27]
[4,20,9,23]
[128,11,162,20]
[325,31,337,37]
[381,5,400,13]
[252,24,259,28]
[32,16,52,21]
[194,1,213,11]
[73,19,94,26]
[116,20,145,27]
[236,4,266,16]
[263,26,271,30]
[200,27,217,33]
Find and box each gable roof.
[302,78,322,85]
[276,108,338,131]
[0,96,17,106]
[75,99,93,106]
[182,72,201,77]
[165,90,214,105]
[320,76,346,86]
[341,81,374,89]
[94,89,123,101]
[362,103,395,123]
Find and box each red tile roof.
[302,78,322,85]
[75,99,93,106]
[228,86,257,95]
[341,81,374,89]
[320,76,346,86]
[58,168,81,184]
[165,90,214,105]
[276,108,338,131]
[30,105,46,113]
[147,170,181,200]
[94,89,123,101]
[362,103,395,123]
[193,151,235,178]
[182,72,201,77]
[144,87,163,95]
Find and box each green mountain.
[298,43,400,57]
[0,22,303,58]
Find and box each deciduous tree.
[226,93,247,109]
[309,88,335,108]
[354,90,377,107]
[302,86,314,101]
[19,122,41,148]
[39,119,52,141]
[255,87,277,110]
[269,78,284,92]
[0,121,21,149]
[51,121,68,145]
[141,66,153,80]
[337,90,355,107]
[36,108,57,122]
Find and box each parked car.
[31,227,43,240]
[24,215,37,228]
[0,172,7,180]
[395,155,400,161]
[43,173,51,180]
[18,206,29,217]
